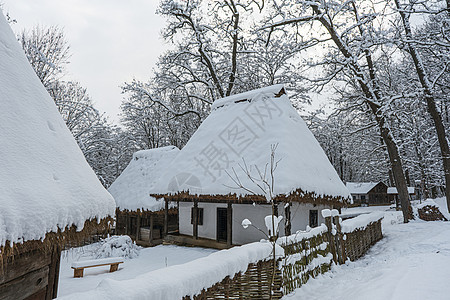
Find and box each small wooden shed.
[346,182,389,205]
[108,147,180,246]
[151,85,351,248]
[0,12,116,299]
[387,186,416,207]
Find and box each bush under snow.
[94,235,141,259]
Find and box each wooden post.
[126,214,131,236]
[149,213,154,244]
[193,200,198,239]
[333,215,346,264]
[73,268,84,278]
[136,214,141,241]
[110,263,119,272]
[164,198,169,236]
[177,200,180,232]
[325,216,337,264]
[284,202,291,236]
[46,245,61,300]
[227,202,232,247]
[115,208,120,235]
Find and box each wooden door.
[216,208,227,242]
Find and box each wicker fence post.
[333,215,346,264]
[325,216,337,264]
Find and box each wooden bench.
[71,257,124,278]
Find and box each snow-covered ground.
[340,204,393,218]
[284,198,450,300]
[58,241,216,297]
[57,199,450,299]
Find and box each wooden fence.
[343,218,383,261]
[279,214,383,296]
[183,213,383,299]
[182,260,282,300]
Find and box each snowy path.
[58,244,216,297]
[341,205,392,217]
[284,215,450,300]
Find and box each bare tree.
[121,0,309,149]
[392,0,450,211]
[227,144,281,299]
[19,24,126,187]
[19,25,70,87]
[262,0,412,221]
[307,110,390,183]
[120,82,200,149]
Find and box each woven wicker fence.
[279,228,332,295]
[183,213,383,299]
[343,219,383,261]
[182,259,282,300]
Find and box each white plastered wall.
[179,201,332,245]
[179,202,226,239]
[179,202,272,244]
[278,203,330,234]
[232,203,273,245]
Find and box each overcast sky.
[2,0,166,123]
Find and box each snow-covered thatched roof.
[0,12,115,248]
[108,146,180,212]
[346,182,382,194]
[151,85,351,205]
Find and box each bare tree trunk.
[265,1,412,221]
[226,0,239,97]
[309,4,412,222]
[375,113,411,221]
[394,0,450,212]
[389,169,394,187]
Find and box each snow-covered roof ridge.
[346,182,382,194]
[211,84,285,110]
[132,145,178,160]
[109,146,180,212]
[152,85,351,205]
[0,12,115,248]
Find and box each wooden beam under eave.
[149,213,154,244]
[284,202,291,236]
[193,200,198,240]
[46,245,61,300]
[164,199,169,236]
[136,215,141,241]
[227,202,232,247]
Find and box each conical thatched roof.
[0,12,115,249]
[152,85,351,206]
[109,146,180,212]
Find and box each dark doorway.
[217,208,227,242]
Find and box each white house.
[151,84,351,248]
[108,146,180,245]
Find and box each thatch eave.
[0,216,113,260]
[151,188,351,207]
[115,207,178,216]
